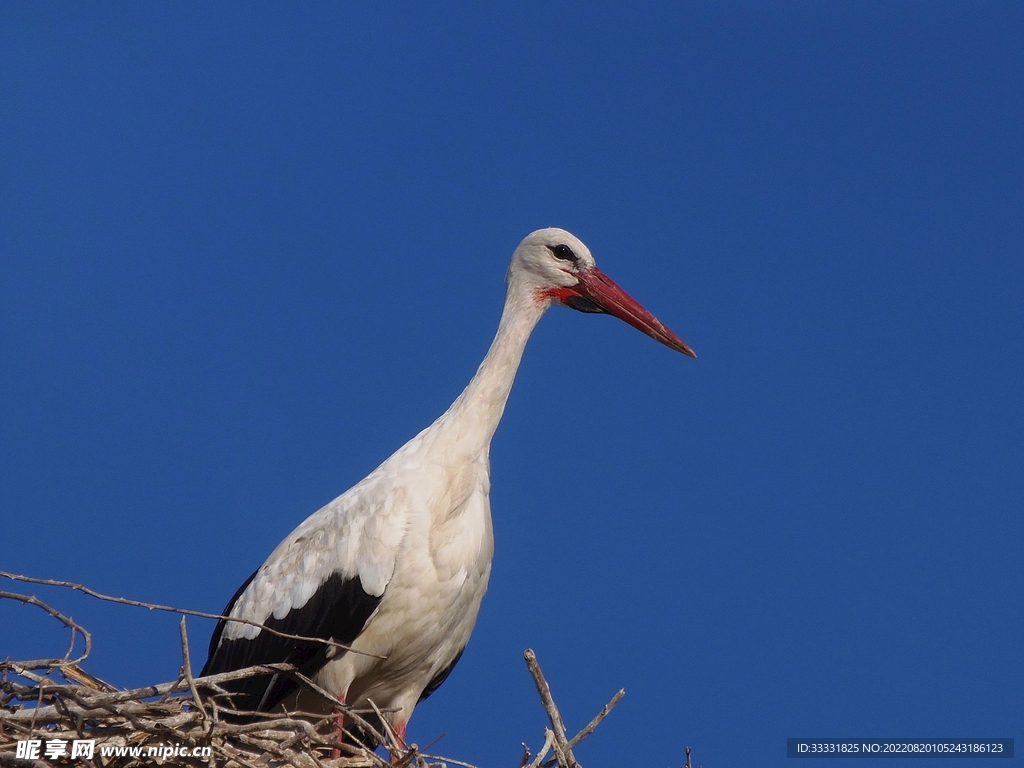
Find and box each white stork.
[201,228,695,749]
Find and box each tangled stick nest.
[0,573,624,768]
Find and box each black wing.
[201,569,381,718]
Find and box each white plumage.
[202,227,694,749]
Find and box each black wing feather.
[201,570,381,718]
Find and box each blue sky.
[1,3,1021,766]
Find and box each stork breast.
[429,477,493,583]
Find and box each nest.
[0,573,626,768]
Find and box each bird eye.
[548,244,578,263]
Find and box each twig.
[567,688,624,748]
[179,616,208,719]
[59,663,116,692]
[527,728,555,768]
[0,590,91,665]
[523,649,579,768]
[365,698,403,761]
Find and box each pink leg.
[330,693,347,759]
[388,720,407,762]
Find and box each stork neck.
[444,285,547,451]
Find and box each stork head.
[509,227,696,358]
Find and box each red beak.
[553,267,696,358]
